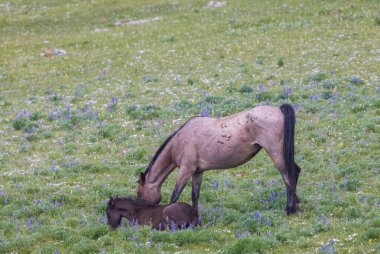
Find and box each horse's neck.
[116,203,137,220]
[146,146,174,188]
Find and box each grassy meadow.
[0,0,379,253]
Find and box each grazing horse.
[136,104,302,214]
[106,196,198,230]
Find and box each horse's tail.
[280,104,296,186]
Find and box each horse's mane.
[143,117,197,176]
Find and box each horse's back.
[171,105,283,170]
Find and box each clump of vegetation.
[126,104,160,120]
[239,84,253,93]
[310,72,327,82]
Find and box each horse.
[106,196,199,230]
[136,104,302,214]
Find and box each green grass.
[1,0,379,253]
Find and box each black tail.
[280,104,296,186]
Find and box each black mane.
[143,117,197,175]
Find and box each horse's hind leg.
[267,149,297,214]
[170,164,196,203]
[295,163,302,205]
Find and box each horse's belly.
[198,142,257,170]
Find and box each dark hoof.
[286,207,297,215]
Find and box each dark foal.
[106,196,198,230]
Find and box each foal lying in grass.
[106,196,198,230]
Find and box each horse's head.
[106,197,122,230]
[136,172,162,204]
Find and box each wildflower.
[266,217,271,226]
[223,178,229,187]
[321,213,327,224]
[253,210,261,221]
[3,191,7,205]
[27,217,34,232]
[269,190,275,202]
[258,83,264,91]
[170,220,176,232]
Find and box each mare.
[136,104,302,214]
[106,196,198,230]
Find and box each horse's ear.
[138,172,145,184]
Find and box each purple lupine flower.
[127,235,137,241]
[66,105,70,119]
[256,179,262,186]
[321,213,327,224]
[54,250,60,254]
[258,83,264,91]
[330,69,334,76]
[3,192,7,205]
[224,178,229,187]
[38,220,42,227]
[253,210,261,221]
[103,69,107,77]
[269,190,275,202]
[27,217,34,232]
[170,220,176,232]
[351,76,360,84]
[266,217,271,226]
[344,174,348,190]
[266,99,269,105]
[321,242,329,251]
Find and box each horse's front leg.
[191,171,203,214]
[170,165,196,204]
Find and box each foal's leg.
[191,171,203,214]
[170,165,196,203]
[267,150,297,214]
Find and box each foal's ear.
[138,172,145,184]
[108,197,115,207]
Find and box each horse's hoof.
[286,207,297,215]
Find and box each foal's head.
[136,173,162,204]
[106,197,122,230]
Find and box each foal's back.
[160,202,198,229]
